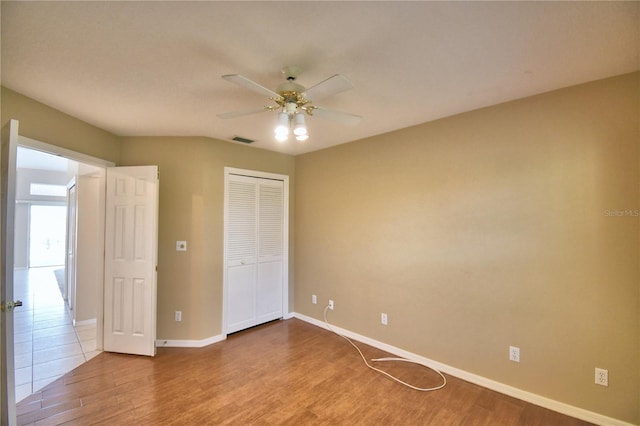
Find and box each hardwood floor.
[16,318,592,425]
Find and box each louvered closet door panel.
[226,175,258,333]
[227,177,258,267]
[256,180,284,322]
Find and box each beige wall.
[294,72,639,423]
[1,87,121,163]
[119,137,295,341]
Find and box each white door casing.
[223,168,288,335]
[66,182,78,320]
[103,166,158,356]
[1,120,20,425]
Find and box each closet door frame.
[222,167,289,336]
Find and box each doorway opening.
[29,205,66,268]
[13,147,103,402]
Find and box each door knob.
[1,300,23,312]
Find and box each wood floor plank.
[16,318,594,425]
[17,400,81,425]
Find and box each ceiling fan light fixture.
[274,112,289,138]
[295,134,309,142]
[293,113,307,136]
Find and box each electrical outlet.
[312,294,317,304]
[381,313,388,325]
[175,311,182,322]
[595,368,608,386]
[328,299,334,310]
[509,346,520,362]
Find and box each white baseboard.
[74,318,97,327]
[293,312,634,426]
[156,313,294,349]
[156,334,226,348]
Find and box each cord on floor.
[323,305,446,392]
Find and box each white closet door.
[256,180,283,324]
[226,175,258,333]
[225,174,284,334]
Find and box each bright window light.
[30,183,67,197]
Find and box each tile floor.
[13,267,100,403]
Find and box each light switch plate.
[176,241,187,251]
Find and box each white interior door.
[224,171,286,334]
[1,120,20,425]
[255,180,284,325]
[103,166,158,356]
[226,175,258,333]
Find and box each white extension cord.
[323,305,447,392]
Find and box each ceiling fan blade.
[303,75,354,102]
[217,107,271,119]
[311,106,362,126]
[222,74,281,99]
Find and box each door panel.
[226,175,258,332]
[256,179,283,324]
[1,120,19,425]
[227,176,257,268]
[258,182,283,261]
[104,166,158,356]
[226,265,257,333]
[256,260,283,323]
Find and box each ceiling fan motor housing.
[284,102,298,114]
[275,79,310,115]
[282,65,302,81]
[276,81,305,93]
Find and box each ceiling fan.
[217,66,362,141]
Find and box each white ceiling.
[2,1,638,156]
